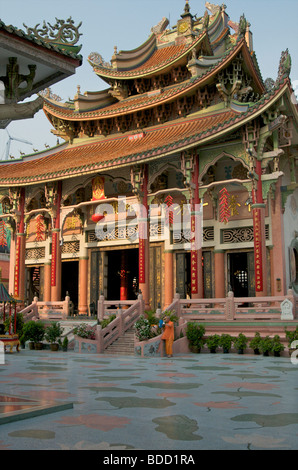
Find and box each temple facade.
[0,2,297,315]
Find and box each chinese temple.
[0,1,297,316]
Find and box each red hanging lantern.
[91,213,105,223]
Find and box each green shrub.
[134,315,156,341]
[233,333,248,351]
[249,332,262,352]
[206,334,220,352]
[145,310,159,326]
[271,335,285,354]
[45,322,64,344]
[219,334,233,352]
[259,336,273,354]
[73,323,96,340]
[100,314,116,329]
[21,320,45,344]
[186,323,205,350]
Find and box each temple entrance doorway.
[26,266,43,303]
[176,251,213,299]
[106,248,139,301]
[62,260,79,312]
[228,251,255,297]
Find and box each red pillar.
[139,165,150,309]
[51,182,62,301]
[120,251,128,301]
[14,188,26,301]
[191,155,203,299]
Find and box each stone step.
[104,328,135,355]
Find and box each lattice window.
[173,226,214,244]
[222,225,269,244]
[25,247,46,260]
[61,241,80,254]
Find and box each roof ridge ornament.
[276,48,292,84]
[181,0,193,19]
[23,17,82,49]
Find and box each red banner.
[14,236,21,297]
[253,208,263,292]
[190,215,198,294]
[51,231,58,287]
[139,229,145,283]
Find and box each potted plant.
[271,335,285,357]
[59,336,68,352]
[206,334,220,353]
[233,333,248,354]
[219,334,233,353]
[45,321,64,351]
[259,336,273,356]
[186,323,205,353]
[249,332,262,355]
[20,320,45,350]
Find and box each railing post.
[33,296,39,318]
[138,292,144,316]
[225,291,235,320]
[97,326,104,353]
[118,306,124,335]
[63,294,70,319]
[98,293,105,322]
[174,292,181,318]
[156,302,161,319]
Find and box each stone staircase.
[103,328,135,355]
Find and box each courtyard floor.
[0,348,297,452]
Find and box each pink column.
[78,256,88,315]
[270,180,286,295]
[43,262,51,302]
[214,250,225,299]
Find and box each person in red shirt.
[161,316,174,357]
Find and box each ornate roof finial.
[181,0,193,19]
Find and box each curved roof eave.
[43,38,265,123]
[0,80,293,187]
[90,31,210,81]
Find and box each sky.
[0,0,297,159]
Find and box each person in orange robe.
[161,316,174,357]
